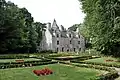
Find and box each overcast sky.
[6,0,85,29]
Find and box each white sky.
[6,0,85,29]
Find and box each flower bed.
[15,60,24,62]
[33,68,53,76]
[105,59,114,62]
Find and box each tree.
[33,22,46,46]
[79,0,120,56]
[0,1,46,53]
[68,24,80,31]
[0,1,26,53]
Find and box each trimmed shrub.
[0,61,57,69]
[70,60,120,68]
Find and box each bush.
[39,50,57,54]
[0,55,29,59]
[0,61,57,69]
[70,60,120,68]
[49,56,100,61]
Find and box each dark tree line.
[0,0,46,53]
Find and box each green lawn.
[0,58,41,63]
[84,57,120,65]
[0,64,103,80]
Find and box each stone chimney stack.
[47,22,51,29]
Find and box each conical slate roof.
[52,19,59,29]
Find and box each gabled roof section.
[59,25,66,31]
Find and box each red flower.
[33,68,53,76]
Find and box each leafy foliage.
[79,0,120,56]
[0,0,46,53]
[68,24,79,31]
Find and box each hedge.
[70,60,120,68]
[0,61,57,69]
[48,56,100,61]
[0,55,29,59]
[0,59,52,65]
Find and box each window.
[56,48,59,52]
[70,40,72,44]
[74,48,76,52]
[57,34,59,37]
[67,49,69,52]
[79,48,81,51]
[57,41,59,45]
[61,34,62,37]
[78,41,80,44]
[69,34,71,38]
[51,29,54,31]
[62,47,64,52]
[79,35,80,38]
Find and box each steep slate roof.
[52,19,59,29]
[48,19,80,38]
[49,28,55,37]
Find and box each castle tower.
[52,19,59,30]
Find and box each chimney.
[47,22,51,29]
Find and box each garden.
[0,64,105,80]
[0,53,119,80]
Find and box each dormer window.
[78,41,80,44]
[79,35,80,38]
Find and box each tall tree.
[79,0,120,56]
[0,1,26,53]
[0,1,47,53]
[33,22,46,46]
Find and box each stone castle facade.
[37,19,85,52]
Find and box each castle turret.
[52,19,59,29]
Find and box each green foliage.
[79,0,120,56]
[33,22,46,45]
[0,61,56,69]
[0,1,46,53]
[68,24,80,31]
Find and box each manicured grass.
[0,58,41,63]
[0,64,103,80]
[84,57,120,65]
